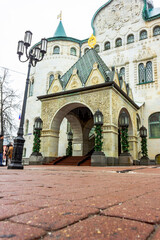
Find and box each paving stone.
[152,227,160,240]
[43,215,154,240]
[0,221,46,240]
[102,201,160,223]
[10,204,99,230]
[0,203,39,221]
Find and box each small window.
[29,79,34,97]
[115,38,122,47]
[25,120,29,135]
[94,45,100,53]
[84,48,89,54]
[149,112,160,138]
[140,30,147,40]
[49,74,54,87]
[23,148,26,157]
[153,26,160,36]
[53,46,60,54]
[70,47,76,56]
[104,41,110,50]
[127,34,134,44]
[120,67,125,80]
[138,63,145,84]
[146,61,153,82]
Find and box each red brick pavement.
[0,165,160,239]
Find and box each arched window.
[127,34,134,44]
[149,112,160,138]
[49,74,54,87]
[94,45,100,53]
[120,67,125,79]
[25,120,29,135]
[104,41,110,50]
[29,79,34,97]
[138,62,153,84]
[140,30,147,40]
[84,48,89,54]
[153,26,160,36]
[70,47,76,56]
[138,63,145,84]
[146,61,153,82]
[53,46,60,54]
[115,38,122,47]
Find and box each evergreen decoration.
[121,127,129,152]
[66,141,72,156]
[141,137,148,157]
[32,129,41,153]
[94,125,103,151]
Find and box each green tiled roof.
[60,49,112,89]
[54,21,67,37]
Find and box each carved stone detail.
[94,0,143,35]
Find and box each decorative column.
[140,126,150,165]
[91,110,107,166]
[119,111,133,165]
[29,117,43,165]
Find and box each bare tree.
[0,68,21,138]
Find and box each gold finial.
[88,34,96,48]
[57,11,62,21]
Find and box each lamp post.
[93,110,103,152]
[66,131,73,156]
[139,125,150,165]
[32,118,43,155]
[119,111,129,154]
[8,31,47,169]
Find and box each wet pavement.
[0,165,160,239]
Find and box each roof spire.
[54,11,67,37]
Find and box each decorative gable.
[113,72,120,87]
[85,62,105,87]
[65,68,82,90]
[48,74,62,94]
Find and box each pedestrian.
[0,135,4,166]
[5,145,9,166]
[8,143,13,165]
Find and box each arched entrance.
[49,102,94,158]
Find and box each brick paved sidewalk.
[0,165,160,239]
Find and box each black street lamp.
[93,110,103,152]
[93,109,103,126]
[139,125,149,165]
[34,117,43,131]
[119,111,129,153]
[8,31,47,169]
[66,131,73,156]
[140,125,147,138]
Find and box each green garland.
[121,127,129,152]
[141,137,148,157]
[32,129,41,153]
[66,141,72,156]
[94,125,103,151]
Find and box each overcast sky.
[0,0,160,98]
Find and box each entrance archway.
[50,102,94,157]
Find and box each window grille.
[149,112,160,138]
[153,26,160,36]
[140,30,147,40]
[127,34,134,44]
[104,41,110,50]
[115,38,122,47]
[53,46,60,54]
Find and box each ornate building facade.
[23,0,160,163]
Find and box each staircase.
[44,149,93,166]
